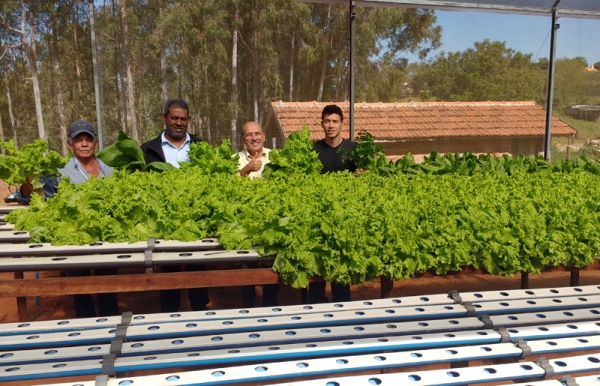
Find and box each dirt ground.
[3,179,600,386]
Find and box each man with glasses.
[141,98,210,312]
[238,121,270,178]
[237,121,280,307]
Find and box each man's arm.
[18,177,59,204]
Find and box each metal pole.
[89,0,104,150]
[543,0,560,160]
[349,1,356,141]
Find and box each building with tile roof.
[265,100,578,157]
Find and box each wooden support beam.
[0,268,282,297]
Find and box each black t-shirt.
[313,139,357,174]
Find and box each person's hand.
[241,159,263,176]
[240,152,263,177]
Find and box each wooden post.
[14,270,27,322]
[570,270,580,286]
[300,288,308,304]
[380,277,393,298]
[520,272,529,289]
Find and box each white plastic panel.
[0,295,457,336]
[0,239,222,257]
[502,382,564,386]
[505,320,600,340]
[472,295,600,314]
[0,342,522,382]
[461,285,600,303]
[575,375,600,386]
[0,223,15,231]
[0,327,495,368]
[0,250,261,272]
[528,334,600,354]
[44,360,547,386]
[0,316,486,351]
[549,352,600,375]
[0,231,30,243]
[490,307,600,327]
[0,205,27,214]
[123,304,469,340]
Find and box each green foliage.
[552,57,600,112]
[98,131,174,173]
[98,131,240,174]
[558,115,600,140]
[359,150,600,177]
[350,131,384,170]
[186,139,239,175]
[263,127,322,178]
[0,139,68,188]
[412,40,542,102]
[7,159,600,288]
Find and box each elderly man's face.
[68,133,97,161]
[242,122,265,154]
[163,107,190,142]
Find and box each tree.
[552,57,600,111]
[412,40,541,103]
[0,1,46,140]
[0,2,444,150]
[119,0,139,143]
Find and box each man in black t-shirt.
[310,104,355,303]
[313,105,357,173]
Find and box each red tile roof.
[270,101,577,141]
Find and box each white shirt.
[161,132,191,168]
[238,148,270,179]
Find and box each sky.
[405,10,600,66]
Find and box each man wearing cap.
[20,120,113,200]
[20,120,119,318]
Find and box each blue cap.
[68,120,96,139]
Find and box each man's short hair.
[163,98,189,116]
[321,104,344,121]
